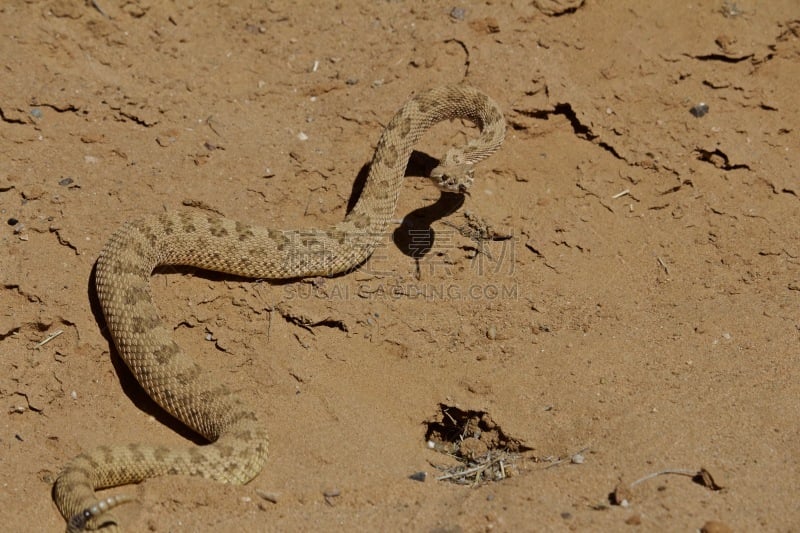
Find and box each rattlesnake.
[53,84,506,531]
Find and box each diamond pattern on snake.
[54,84,506,532]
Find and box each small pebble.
[486,325,497,340]
[701,520,733,533]
[58,177,74,187]
[690,102,709,118]
[255,490,279,504]
[450,7,466,20]
[571,453,585,464]
[409,471,427,482]
[611,483,633,506]
[297,132,308,141]
[30,108,42,119]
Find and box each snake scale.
[53,84,506,531]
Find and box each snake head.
[430,150,475,194]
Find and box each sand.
[2,1,798,531]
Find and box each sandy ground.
[2,1,799,531]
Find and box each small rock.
[449,7,466,21]
[690,102,709,118]
[611,482,633,506]
[409,471,427,482]
[469,16,500,34]
[255,489,279,504]
[701,520,733,533]
[323,488,341,498]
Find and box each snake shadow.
[348,150,465,261]
[87,149,464,442]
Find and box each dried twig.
[33,329,64,350]
[630,468,696,487]
[657,256,670,275]
[90,0,109,18]
[435,450,518,485]
[612,467,724,506]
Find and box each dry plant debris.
[425,404,531,486]
[611,467,725,506]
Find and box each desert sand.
[2,1,798,531]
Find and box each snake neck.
[336,85,505,271]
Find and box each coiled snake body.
[54,85,506,531]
